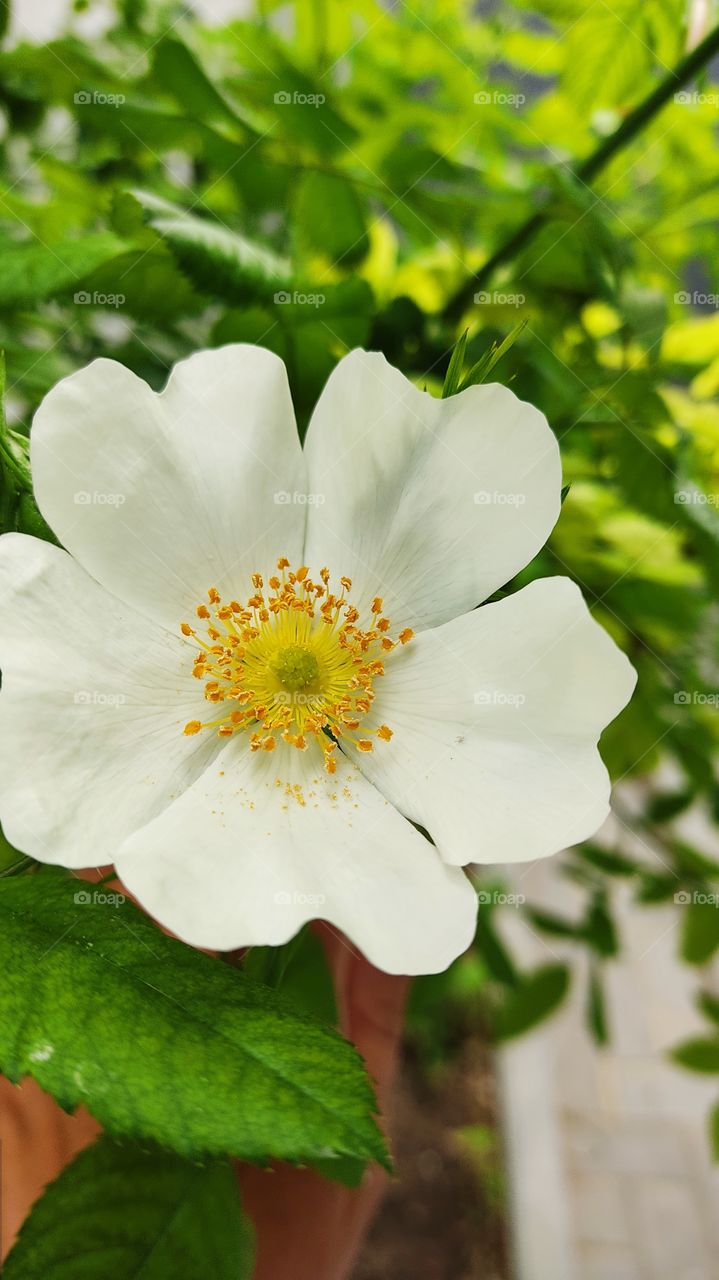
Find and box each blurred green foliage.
[0,0,718,1157]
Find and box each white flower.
[0,347,636,974]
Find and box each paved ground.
[499,811,719,1280]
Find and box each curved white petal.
[0,533,221,868]
[30,345,307,630]
[342,577,637,865]
[115,741,478,975]
[302,350,561,631]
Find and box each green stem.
[445,23,719,319]
[0,855,35,879]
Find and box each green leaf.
[3,1136,255,1280]
[672,1036,719,1074]
[212,278,374,424]
[645,788,695,823]
[0,352,55,542]
[474,899,518,987]
[441,328,469,398]
[460,320,527,389]
[573,842,638,877]
[293,171,369,266]
[562,0,684,111]
[245,928,337,1025]
[587,965,609,1045]
[681,901,719,967]
[636,872,680,904]
[698,991,719,1026]
[495,963,570,1039]
[670,839,719,882]
[83,249,203,324]
[582,893,619,958]
[151,37,254,135]
[526,906,580,940]
[0,233,126,308]
[0,868,387,1167]
[116,190,291,304]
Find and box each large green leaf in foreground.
[0,869,387,1166]
[3,1136,254,1280]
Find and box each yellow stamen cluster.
[180,559,413,773]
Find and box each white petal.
[343,577,637,865]
[30,345,307,630]
[0,533,220,868]
[115,742,478,975]
[302,350,561,630]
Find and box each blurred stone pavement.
[498,807,719,1280]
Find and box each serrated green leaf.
[3,1136,255,1280]
[562,0,684,111]
[0,868,387,1167]
[118,190,290,304]
[0,233,126,308]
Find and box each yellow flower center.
[180,558,413,774]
